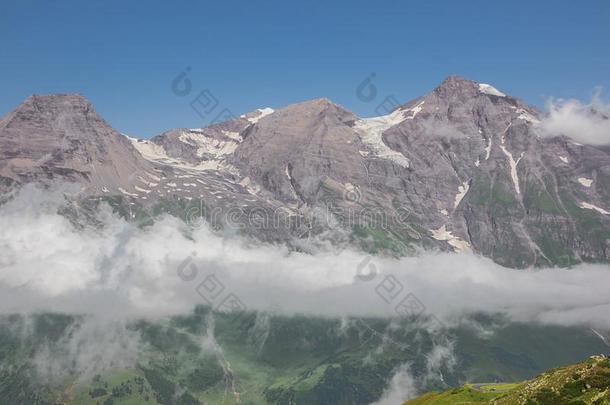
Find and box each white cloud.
[31,317,141,384]
[538,90,610,145]
[1,183,610,331]
[370,364,417,405]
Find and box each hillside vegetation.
[405,355,610,405]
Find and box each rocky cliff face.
[376,76,610,266]
[2,77,610,267]
[0,94,155,195]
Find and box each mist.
[538,90,610,145]
[1,183,609,331]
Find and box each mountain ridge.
[2,76,609,268]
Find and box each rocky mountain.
[0,94,155,195]
[2,77,610,267]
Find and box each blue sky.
[1,0,609,137]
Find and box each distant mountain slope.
[1,311,608,405]
[2,77,610,267]
[404,354,610,405]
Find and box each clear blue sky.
[1,0,609,138]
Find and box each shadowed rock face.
[2,77,610,267]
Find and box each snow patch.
[454,181,470,209]
[221,130,242,141]
[137,176,158,187]
[577,177,593,187]
[430,225,471,252]
[515,108,540,123]
[129,135,240,176]
[579,202,610,215]
[129,137,171,162]
[285,166,299,199]
[239,177,261,195]
[134,186,151,194]
[501,148,524,195]
[118,187,138,197]
[146,172,162,182]
[404,100,425,120]
[484,137,492,160]
[478,83,506,97]
[242,108,275,124]
[178,131,239,158]
[500,131,524,195]
[353,108,411,168]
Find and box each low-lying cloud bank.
[538,90,610,145]
[1,184,610,330]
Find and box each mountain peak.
[234,98,347,128]
[266,97,355,123]
[432,75,510,99]
[29,92,89,102]
[289,97,338,109]
[0,92,153,193]
[308,97,334,105]
[23,93,92,111]
[440,75,475,86]
[4,94,95,127]
[434,75,478,94]
[0,93,96,133]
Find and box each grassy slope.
[404,355,610,405]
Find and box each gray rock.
[0,94,154,195]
